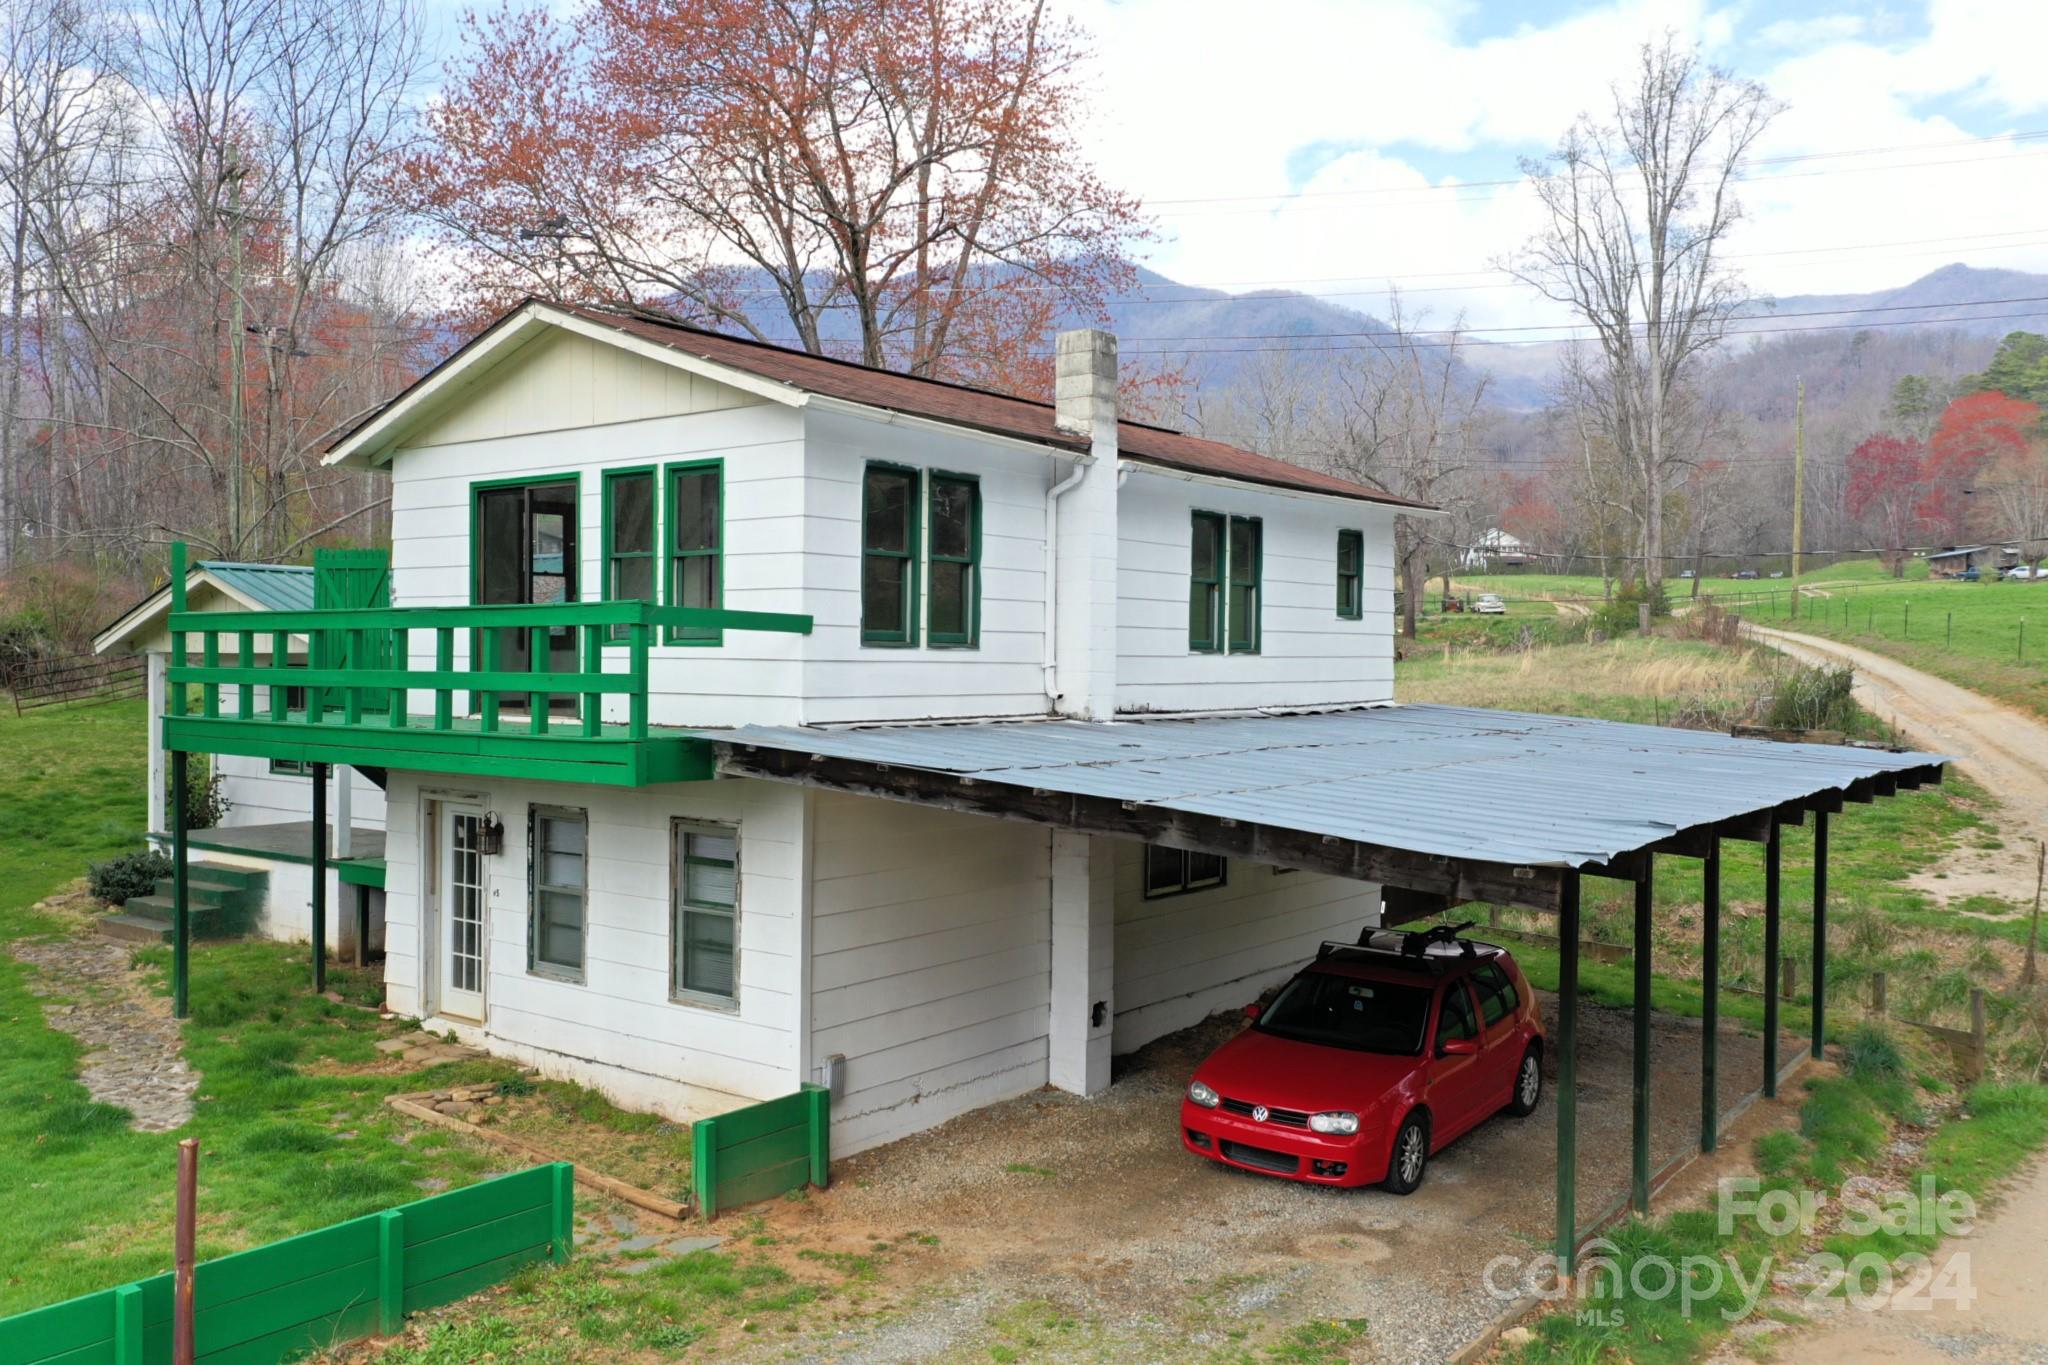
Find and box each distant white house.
[1461,528,1535,570]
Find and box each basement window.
[1144,844,1227,899]
[673,822,739,1004]
[1336,529,1363,620]
[862,463,920,645]
[528,806,587,980]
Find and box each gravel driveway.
[741,993,1795,1364]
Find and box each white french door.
[435,804,487,1020]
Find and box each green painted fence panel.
[0,1164,572,1365]
[692,1084,830,1220]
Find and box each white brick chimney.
[1049,329,1120,721]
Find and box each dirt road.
[1743,627,2048,1363]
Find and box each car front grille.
[1220,1140,1301,1175]
[1221,1097,1310,1128]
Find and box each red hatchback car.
[1180,924,1544,1194]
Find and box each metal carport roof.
[715,704,1947,872]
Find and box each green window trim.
[663,459,724,646]
[601,465,658,644]
[1227,515,1262,654]
[270,756,311,776]
[1336,528,1364,620]
[861,462,921,647]
[528,804,588,981]
[1189,511,1224,653]
[1190,511,1261,653]
[926,471,981,649]
[672,820,740,1007]
[467,472,580,606]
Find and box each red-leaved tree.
[1845,433,1927,577]
[395,0,1149,395]
[1919,391,2041,543]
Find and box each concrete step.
[124,892,223,923]
[98,907,223,944]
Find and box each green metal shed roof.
[199,561,316,612]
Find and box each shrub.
[1763,662,1855,732]
[1840,1022,1907,1081]
[1592,579,1670,636]
[165,755,231,831]
[88,849,173,905]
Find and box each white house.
[130,300,1434,1155]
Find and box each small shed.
[1925,546,1990,579]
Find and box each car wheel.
[1382,1113,1429,1195]
[1508,1045,1542,1117]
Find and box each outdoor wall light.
[477,812,505,857]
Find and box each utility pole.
[1790,376,1806,589]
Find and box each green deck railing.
[158,545,811,785]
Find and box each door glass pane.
[931,479,972,558]
[930,560,966,636]
[673,470,719,552]
[478,490,523,604]
[862,556,906,634]
[863,469,910,552]
[612,474,653,554]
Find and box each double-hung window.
[673,822,738,1004]
[861,463,920,645]
[1336,529,1363,620]
[602,467,657,641]
[665,461,722,644]
[1143,844,1227,898]
[1189,512,1261,653]
[927,473,980,647]
[529,806,587,979]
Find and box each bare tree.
[1507,37,1779,596]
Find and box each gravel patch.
[11,931,199,1132]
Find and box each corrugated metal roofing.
[717,705,1947,869]
[199,561,316,612]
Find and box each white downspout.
[1042,455,1094,702]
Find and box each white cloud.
[1059,0,2048,339]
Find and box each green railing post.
[237,631,255,718]
[582,624,603,739]
[113,1283,143,1364]
[551,1161,575,1263]
[389,627,409,728]
[629,621,650,740]
[311,761,328,994]
[201,632,220,717]
[480,628,501,733]
[270,631,288,718]
[806,1084,831,1188]
[434,628,454,731]
[172,747,189,1019]
[693,1116,718,1221]
[530,625,549,736]
[377,1209,404,1335]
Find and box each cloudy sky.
[1056,0,2048,337]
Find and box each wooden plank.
[403,1205,553,1288]
[397,1167,552,1248]
[716,1121,810,1177]
[192,1257,380,1357]
[717,1156,812,1211]
[0,1291,118,1365]
[384,1098,686,1219]
[402,1246,553,1317]
[191,1301,381,1365]
[187,1218,377,1307]
[707,1093,809,1150]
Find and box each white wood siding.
[1110,843,1378,1052]
[809,792,1052,1155]
[213,752,386,831]
[381,771,804,1119]
[1117,471,1397,713]
[387,364,812,729]
[797,407,1058,724]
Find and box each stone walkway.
[11,934,199,1132]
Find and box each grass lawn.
[0,701,531,1315]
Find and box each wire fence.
[3,652,145,714]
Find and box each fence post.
[806,1085,831,1189]
[693,1117,718,1221]
[175,1139,197,1365]
[377,1209,404,1335]
[551,1162,575,1263]
[113,1284,143,1365]
[1872,971,1887,1017]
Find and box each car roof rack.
[1314,921,1496,973]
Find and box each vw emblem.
[1251,1104,1270,1123]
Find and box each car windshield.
[1256,972,1434,1055]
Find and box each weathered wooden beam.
[715,745,1569,912]
[1381,887,1462,925]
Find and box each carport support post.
[1811,810,1829,1060]
[1700,841,1721,1153]
[311,762,329,994]
[1763,822,1782,1099]
[1632,865,1653,1214]
[1555,869,1582,1278]
[171,748,190,1020]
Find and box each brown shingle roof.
[544,302,1430,510]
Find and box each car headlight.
[1309,1110,1360,1135]
[1187,1079,1220,1109]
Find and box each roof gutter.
[1042,453,1096,702]
[1118,459,1444,515]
